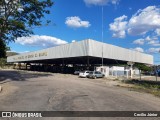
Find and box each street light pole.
[101,6,104,67]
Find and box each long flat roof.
[7,39,153,64]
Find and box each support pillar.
[18,63,21,70]
[25,63,27,70]
[13,64,16,69]
[62,59,65,73]
[87,57,90,70]
[130,65,133,79]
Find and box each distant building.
[6,51,19,57]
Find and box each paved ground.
[0,69,160,120]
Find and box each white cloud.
[131,47,144,52]
[155,29,160,36]
[147,48,160,53]
[65,16,91,28]
[72,40,76,43]
[148,40,160,46]
[16,35,68,47]
[109,15,128,38]
[128,6,160,35]
[145,36,158,41]
[133,39,144,45]
[84,0,119,6]
[145,36,152,41]
[144,36,159,46]
[109,6,160,38]
[111,0,119,5]
[131,36,159,47]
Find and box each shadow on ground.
[131,79,160,85]
[123,79,160,90]
[0,70,52,82]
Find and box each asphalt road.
[0,70,160,120]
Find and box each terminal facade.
[7,39,153,74]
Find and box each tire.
[102,75,105,78]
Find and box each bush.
[0,58,7,68]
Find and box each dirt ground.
[0,69,160,120]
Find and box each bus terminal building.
[7,39,153,74]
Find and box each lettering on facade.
[13,52,48,61]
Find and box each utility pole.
[101,6,104,67]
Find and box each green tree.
[0,38,11,58]
[0,0,53,57]
[134,63,152,80]
[134,63,151,72]
[0,39,6,58]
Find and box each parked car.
[156,71,160,76]
[87,71,105,79]
[79,71,90,78]
[74,70,81,75]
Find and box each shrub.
[0,58,7,68]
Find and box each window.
[95,71,99,74]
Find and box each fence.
[109,70,130,79]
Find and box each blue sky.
[9,0,160,64]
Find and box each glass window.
[89,72,93,74]
[95,71,99,74]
